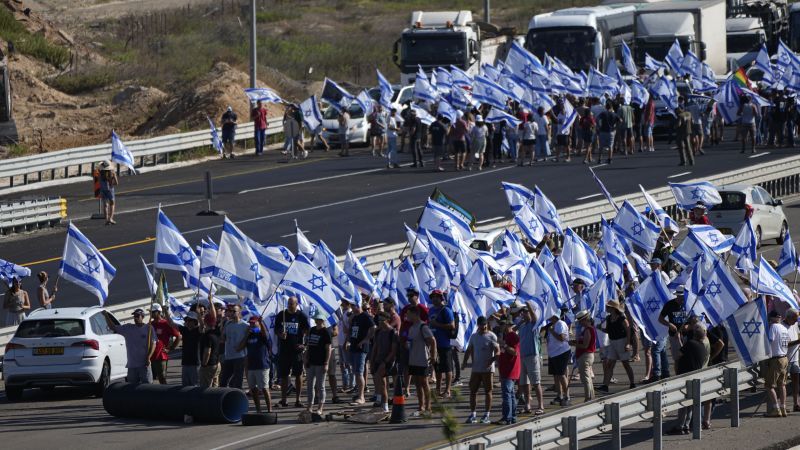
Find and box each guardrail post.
[468,444,485,450]
[516,429,533,450]
[646,391,663,450]
[725,367,740,428]
[566,416,578,450]
[691,379,701,440]
[609,403,621,450]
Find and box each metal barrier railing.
[0,197,66,235]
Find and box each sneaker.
[493,419,511,425]
[597,385,609,392]
[550,396,562,405]
[560,398,572,407]
[630,383,636,389]
[465,412,477,424]
[480,413,491,424]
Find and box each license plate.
[33,347,64,356]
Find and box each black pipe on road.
[103,382,249,424]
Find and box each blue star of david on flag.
[83,253,101,274]
[631,223,644,236]
[0,261,15,279]
[705,280,722,297]
[309,274,327,291]
[646,297,661,313]
[741,318,762,338]
[178,245,196,266]
[528,218,539,231]
[690,187,705,200]
[425,277,436,291]
[439,219,452,233]
[250,263,264,282]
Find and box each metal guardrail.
[0,197,66,235]
[436,362,755,450]
[0,121,284,188]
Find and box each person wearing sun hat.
[573,310,597,402]
[97,160,118,225]
[598,301,636,393]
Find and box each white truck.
[525,5,636,73]
[633,0,728,75]
[393,10,516,86]
[726,17,766,71]
[791,2,800,51]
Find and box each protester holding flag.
[220,106,237,159]
[3,277,30,327]
[739,96,760,154]
[98,160,118,225]
[251,100,268,156]
[149,303,181,384]
[515,304,544,415]
[596,102,619,165]
[108,308,157,384]
[386,108,401,169]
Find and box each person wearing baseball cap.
[463,316,500,424]
[172,311,201,387]
[305,311,332,415]
[659,285,688,371]
[149,303,181,385]
[690,202,710,225]
[496,319,521,425]
[106,308,157,384]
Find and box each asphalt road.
[1,131,798,309]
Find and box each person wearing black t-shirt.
[274,296,309,408]
[347,302,375,404]
[659,289,690,365]
[305,311,332,414]
[199,322,222,387]
[176,312,202,386]
[668,325,709,435]
[702,324,728,428]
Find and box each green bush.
[0,8,70,68]
[256,10,291,23]
[47,68,115,94]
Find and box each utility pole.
[484,0,490,23]
[249,0,257,88]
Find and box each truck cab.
[790,2,800,51]
[726,17,766,71]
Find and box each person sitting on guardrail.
[667,323,709,435]
[107,308,157,384]
[4,277,30,327]
[98,161,118,225]
[463,315,499,424]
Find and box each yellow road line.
[78,155,336,202]
[21,237,155,267]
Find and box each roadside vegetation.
[0,7,70,67]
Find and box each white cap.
[455,110,464,119]
[150,303,162,312]
[475,114,483,122]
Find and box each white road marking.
[184,166,515,236]
[593,163,608,168]
[400,205,424,212]
[576,193,602,201]
[280,229,307,238]
[749,152,770,159]
[71,200,203,221]
[667,171,692,179]
[353,242,387,252]
[208,426,295,450]
[238,167,386,194]
[476,216,505,225]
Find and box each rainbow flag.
[732,67,750,89]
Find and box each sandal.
[533,408,545,415]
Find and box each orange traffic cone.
[389,373,407,423]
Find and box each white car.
[2,306,128,401]
[319,103,369,148]
[711,184,788,247]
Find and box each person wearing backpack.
[429,290,456,399]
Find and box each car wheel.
[94,360,110,398]
[5,386,23,402]
[756,226,762,249]
[776,221,788,245]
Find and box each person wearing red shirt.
[689,202,711,225]
[251,100,268,155]
[149,304,181,384]
[497,320,521,425]
[574,310,597,402]
[399,288,428,397]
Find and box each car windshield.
[727,34,762,54]
[717,192,746,210]
[322,104,365,120]
[526,27,596,72]
[15,319,85,338]
[401,33,467,68]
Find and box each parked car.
[2,306,128,401]
[469,229,505,253]
[710,184,788,247]
[367,84,414,113]
[319,103,369,147]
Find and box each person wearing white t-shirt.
[783,310,800,411]
[546,314,571,406]
[766,310,790,417]
[534,107,551,161]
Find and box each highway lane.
[1,132,797,308]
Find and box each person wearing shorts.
[598,301,636,392]
[546,314,571,406]
[245,316,272,413]
[783,310,800,411]
[463,316,499,424]
[428,290,456,398]
[597,102,618,164]
[516,305,543,414]
[739,96,760,154]
[274,297,309,408]
[766,311,790,417]
[406,306,436,416]
[534,107,551,161]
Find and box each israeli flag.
[449,288,472,350]
[499,73,531,107]
[621,41,637,76]
[688,225,734,254]
[640,185,679,234]
[777,39,799,71]
[589,274,615,326]
[485,108,522,127]
[396,257,421,309]
[645,53,666,72]
[534,186,563,234]
[320,78,354,112]
[630,80,650,107]
[111,131,137,174]
[413,68,439,103]
[755,45,774,85]
[514,203,545,246]
[244,87,283,104]
[776,230,799,277]
[449,65,474,89]
[312,240,358,304]
[459,259,494,318]
[481,63,503,83]
[251,243,293,296]
[517,258,560,328]
[724,298,770,367]
[665,39,684,75]
[542,248,571,304]
[713,80,742,125]
[404,224,430,264]
[207,116,223,155]
[691,258,748,326]
[212,218,261,300]
[740,87,772,109]
[671,229,713,267]
[0,258,31,286]
[680,51,702,79]
[504,41,547,83]
[280,254,341,320]
[627,271,671,341]
[473,75,510,109]
[425,229,459,285]
[198,239,218,279]
[448,86,473,111]
[501,181,535,214]
[418,198,475,247]
[669,181,722,210]
[495,229,530,271]
[561,228,599,284]
[437,100,457,124]
[731,217,758,270]
[558,98,577,135]
[435,67,453,95]
[600,218,629,286]
[376,69,394,108]
[612,201,661,253]
[296,227,316,258]
[154,209,202,288]
[589,166,619,211]
[423,248,451,293]
[411,104,436,126]
[415,258,438,306]
[757,256,799,309]
[355,90,375,117]
[344,249,376,296]
[631,252,651,280]
[588,67,617,98]
[59,223,116,305]
[299,95,323,131]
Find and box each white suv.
[2,306,128,401]
[710,184,788,247]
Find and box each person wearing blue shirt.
[514,303,543,414]
[428,290,456,398]
[241,316,271,413]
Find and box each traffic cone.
[389,373,407,423]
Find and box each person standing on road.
[596,102,618,165]
[766,310,791,417]
[221,106,237,159]
[338,300,354,396]
[400,289,429,396]
[546,313,571,406]
[199,313,222,388]
[739,96,760,154]
[369,104,387,157]
[496,320,521,425]
[515,304,544,415]
[385,108,401,169]
[667,324,709,434]
[405,305,436,417]
[274,296,310,408]
[251,100,268,156]
[450,111,469,170]
[407,110,424,168]
[369,311,398,413]
[597,301,635,393]
[282,106,301,159]
[675,106,694,166]
[687,99,705,156]
[659,288,690,366]
[428,115,449,172]
[469,115,488,171]
[108,308,157,384]
[347,301,375,405]
[149,304,181,384]
[242,316,272,414]
[643,96,656,152]
[428,290,455,398]
[463,316,500,424]
[36,271,56,309]
[219,304,249,390]
[172,311,201,386]
[305,311,332,415]
[98,161,118,226]
[616,100,634,156]
[573,310,596,402]
[4,277,30,327]
[337,108,351,157]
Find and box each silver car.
[710,184,788,247]
[319,103,369,148]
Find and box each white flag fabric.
[154,209,199,282]
[405,224,430,264]
[671,229,714,267]
[561,228,601,284]
[376,69,394,109]
[590,167,619,212]
[627,271,671,341]
[731,217,758,271]
[612,200,661,253]
[724,298,770,367]
[0,257,31,287]
[669,181,722,210]
[502,181,535,214]
[111,131,137,174]
[280,254,342,320]
[212,218,261,300]
[687,225,734,254]
[207,116,223,155]
[198,239,218,280]
[449,289,471,351]
[777,230,799,277]
[665,39,684,75]
[534,186,563,234]
[312,240,358,304]
[514,203,545,246]
[516,258,560,329]
[395,256,421,309]
[415,257,441,306]
[621,41,637,76]
[59,223,116,305]
[355,90,375,117]
[413,68,439,103]
[244,87,283,104]
[757,256,800,309]
[296,227,316,258]
[714,80,742,124]
[640,185,679,233]
[690,258,749,326]
[755,45,775,85]
[418,198,474,248]
[599,218,629,286]
[299,95,323,131]
[344,249,376,296]
[558,98,577,135]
